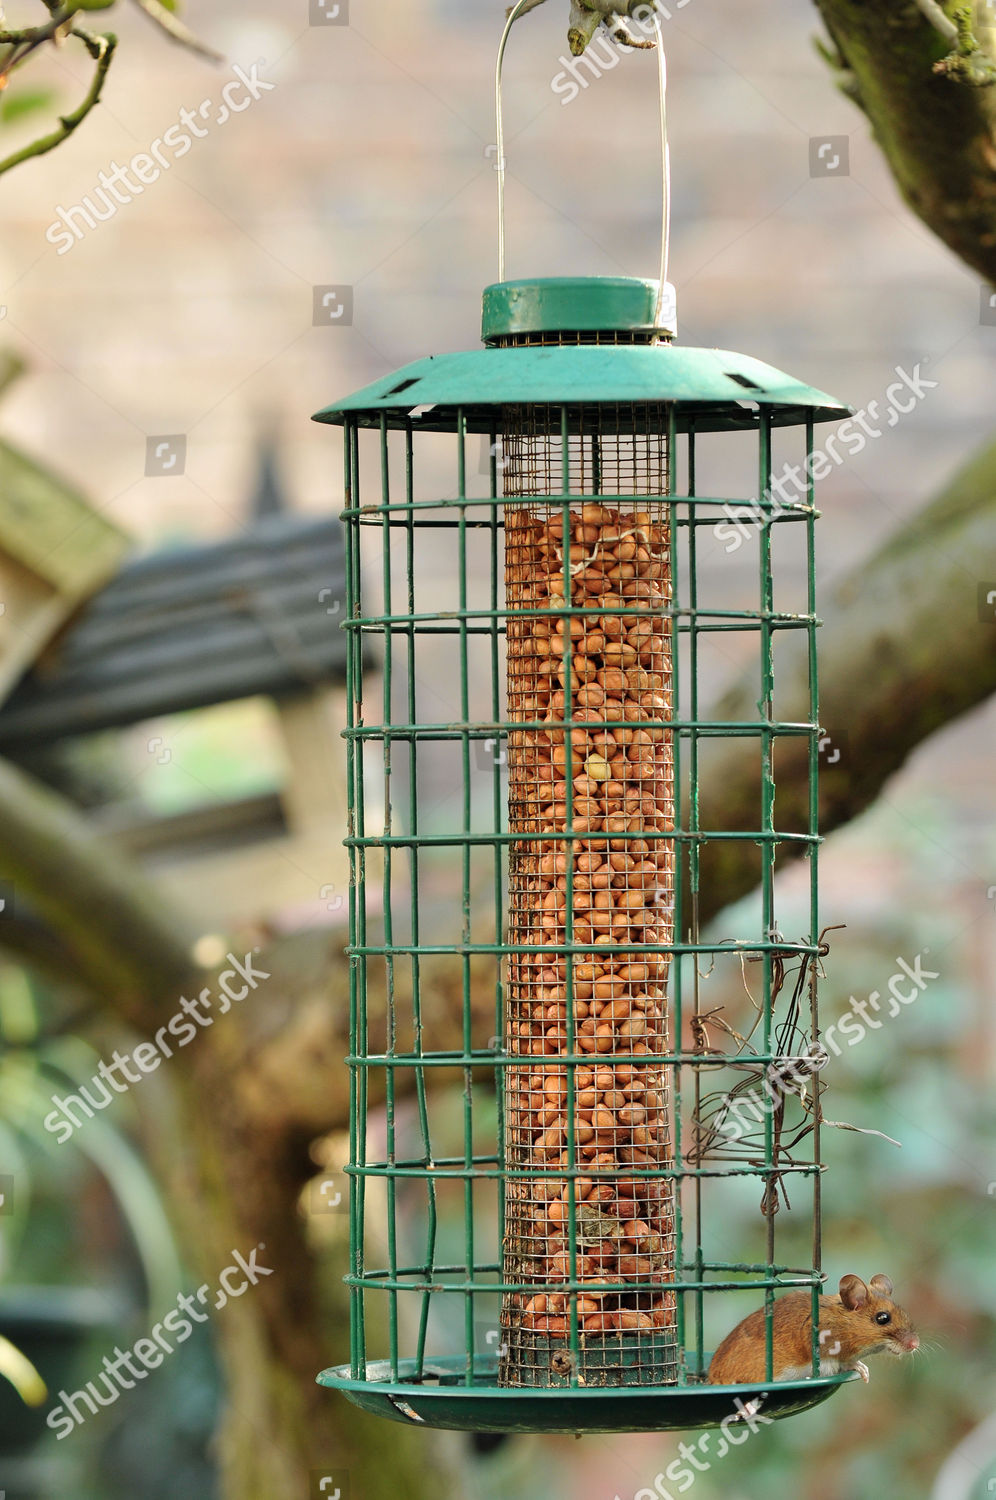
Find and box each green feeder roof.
[312,277,850,435]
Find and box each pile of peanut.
[499,500,678,1372]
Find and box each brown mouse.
[708,1273,919,1386]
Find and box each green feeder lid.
[481,276,677,343]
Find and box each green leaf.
[1,88,56,125]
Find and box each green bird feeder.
[316,2,854,1436]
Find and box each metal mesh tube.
[498,403,680,1388]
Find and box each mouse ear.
[869,1273,894,1298]
[838,1274,869,1309]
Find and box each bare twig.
[568,5,602,54]
[508,0,660,55]
[0,6,74,81]
[932,3,996,85]
[0,28,117,179]
[0,1,220,183]
[130,0,222,64]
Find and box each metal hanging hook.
[495,2,674,334]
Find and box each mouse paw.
[855,1361,870,1384]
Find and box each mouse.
[707,1273,919,1386]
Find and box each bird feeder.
[316,5,853,1435]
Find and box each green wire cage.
[316,8,854,1438]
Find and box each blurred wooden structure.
[0,442,353,930]
[0,437,130,701]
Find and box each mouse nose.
[905,1333,920,1352]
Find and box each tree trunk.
[145,931,492,1497]
[162,1022,458,1499]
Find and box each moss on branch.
[813,0,996,279]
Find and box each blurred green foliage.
[0,88,56,126]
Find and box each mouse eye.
[875,1311,891,1325]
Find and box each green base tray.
[316,1355,856,1434]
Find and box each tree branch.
[812,0,996,280]
[0,756,204,1022]
[231,933,500,1138]
[697,431,996,925]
